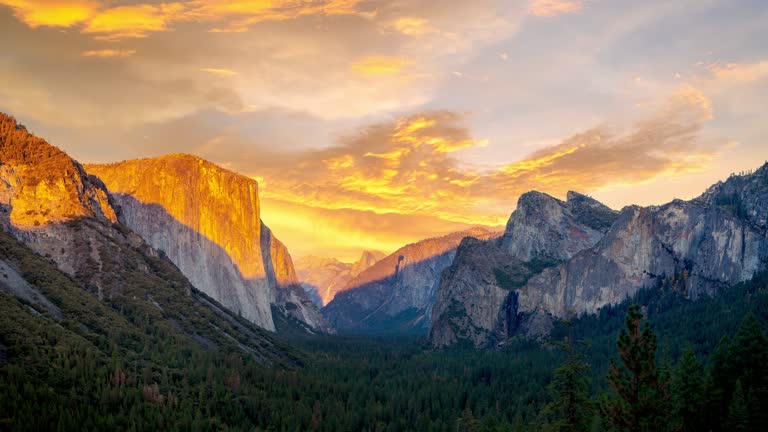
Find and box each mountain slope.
[87,155,331,333]
[322,227,499,333]
[430,165,768,347]
[294,250,385,306]
[0,112,296,358]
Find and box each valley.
[2,111,768,430]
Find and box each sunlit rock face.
[0,114,134,298]
[0,115,117,230]
[87,155,331,333]
[322,227,499,334]
[430,166,768,347]
[294,250,385,307]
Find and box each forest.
[1,223,768,431]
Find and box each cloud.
[0,0,97,27]
[708,60,768,83]
[388,16,435,36]
[529,0,583,17]
[81,48,136,58]
[249,87,721,228]
[351,56,414,77]
[81,3,190,40]
[201,67,239,77]
[0,0,371,40]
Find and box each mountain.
[322,227,499,333]
[87,155,331,334]
[430,192,616,347]
[0,112,295,361]
[499,191,617,261]
[294,250,385,306]
[429,165,768,347]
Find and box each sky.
[1,0,767,261]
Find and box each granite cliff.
[322,227,499,333]
[430,166,768,347]
[87,155,331,333]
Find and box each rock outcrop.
[430,192,611,347]
[499,191,617,261]
[294,250,385,306]
[87,155,331,333]
[430,165,768,347]
[323,227,499,333]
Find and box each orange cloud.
[201,67,239,77]
[529,0,583,17]
[1,0,370,40]
[708,60,768,83]
[81,3,190,40]
[250,87,721,230]
[351,56,414,77]
[389,16,435,36]
[0,0,97,27]
[81,48,137,57]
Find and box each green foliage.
[726,380,749,432]
[539,331,593,432]
[3,222,768,431]
[600,305,674,432]
[672,346,704,432]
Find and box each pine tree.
[541,328,593,432]
[672,346,703,432]
[703,336,733,431]
[730,313,768,430]
[457,407,480,432]
[726,380,748,432]
[600,305,674,432]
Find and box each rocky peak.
[499,190,616,262]
[351,250,385,275]
[0,113,117,229]
[694,162,768,229]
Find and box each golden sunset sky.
[2,0,767,260]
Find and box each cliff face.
[86,155,330,333]
[294,250,384,307]
[261,222,333,333]
[322,227,499,333]
[430,165,768,347]
[519,200,766,318]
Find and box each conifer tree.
[703,336,733,431]
[731,314,768,430]
[541,327,593,432]
[672,346,703,432]
[726,380,748,432]
[600,305,674,432]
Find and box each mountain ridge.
[429,163,768,347]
